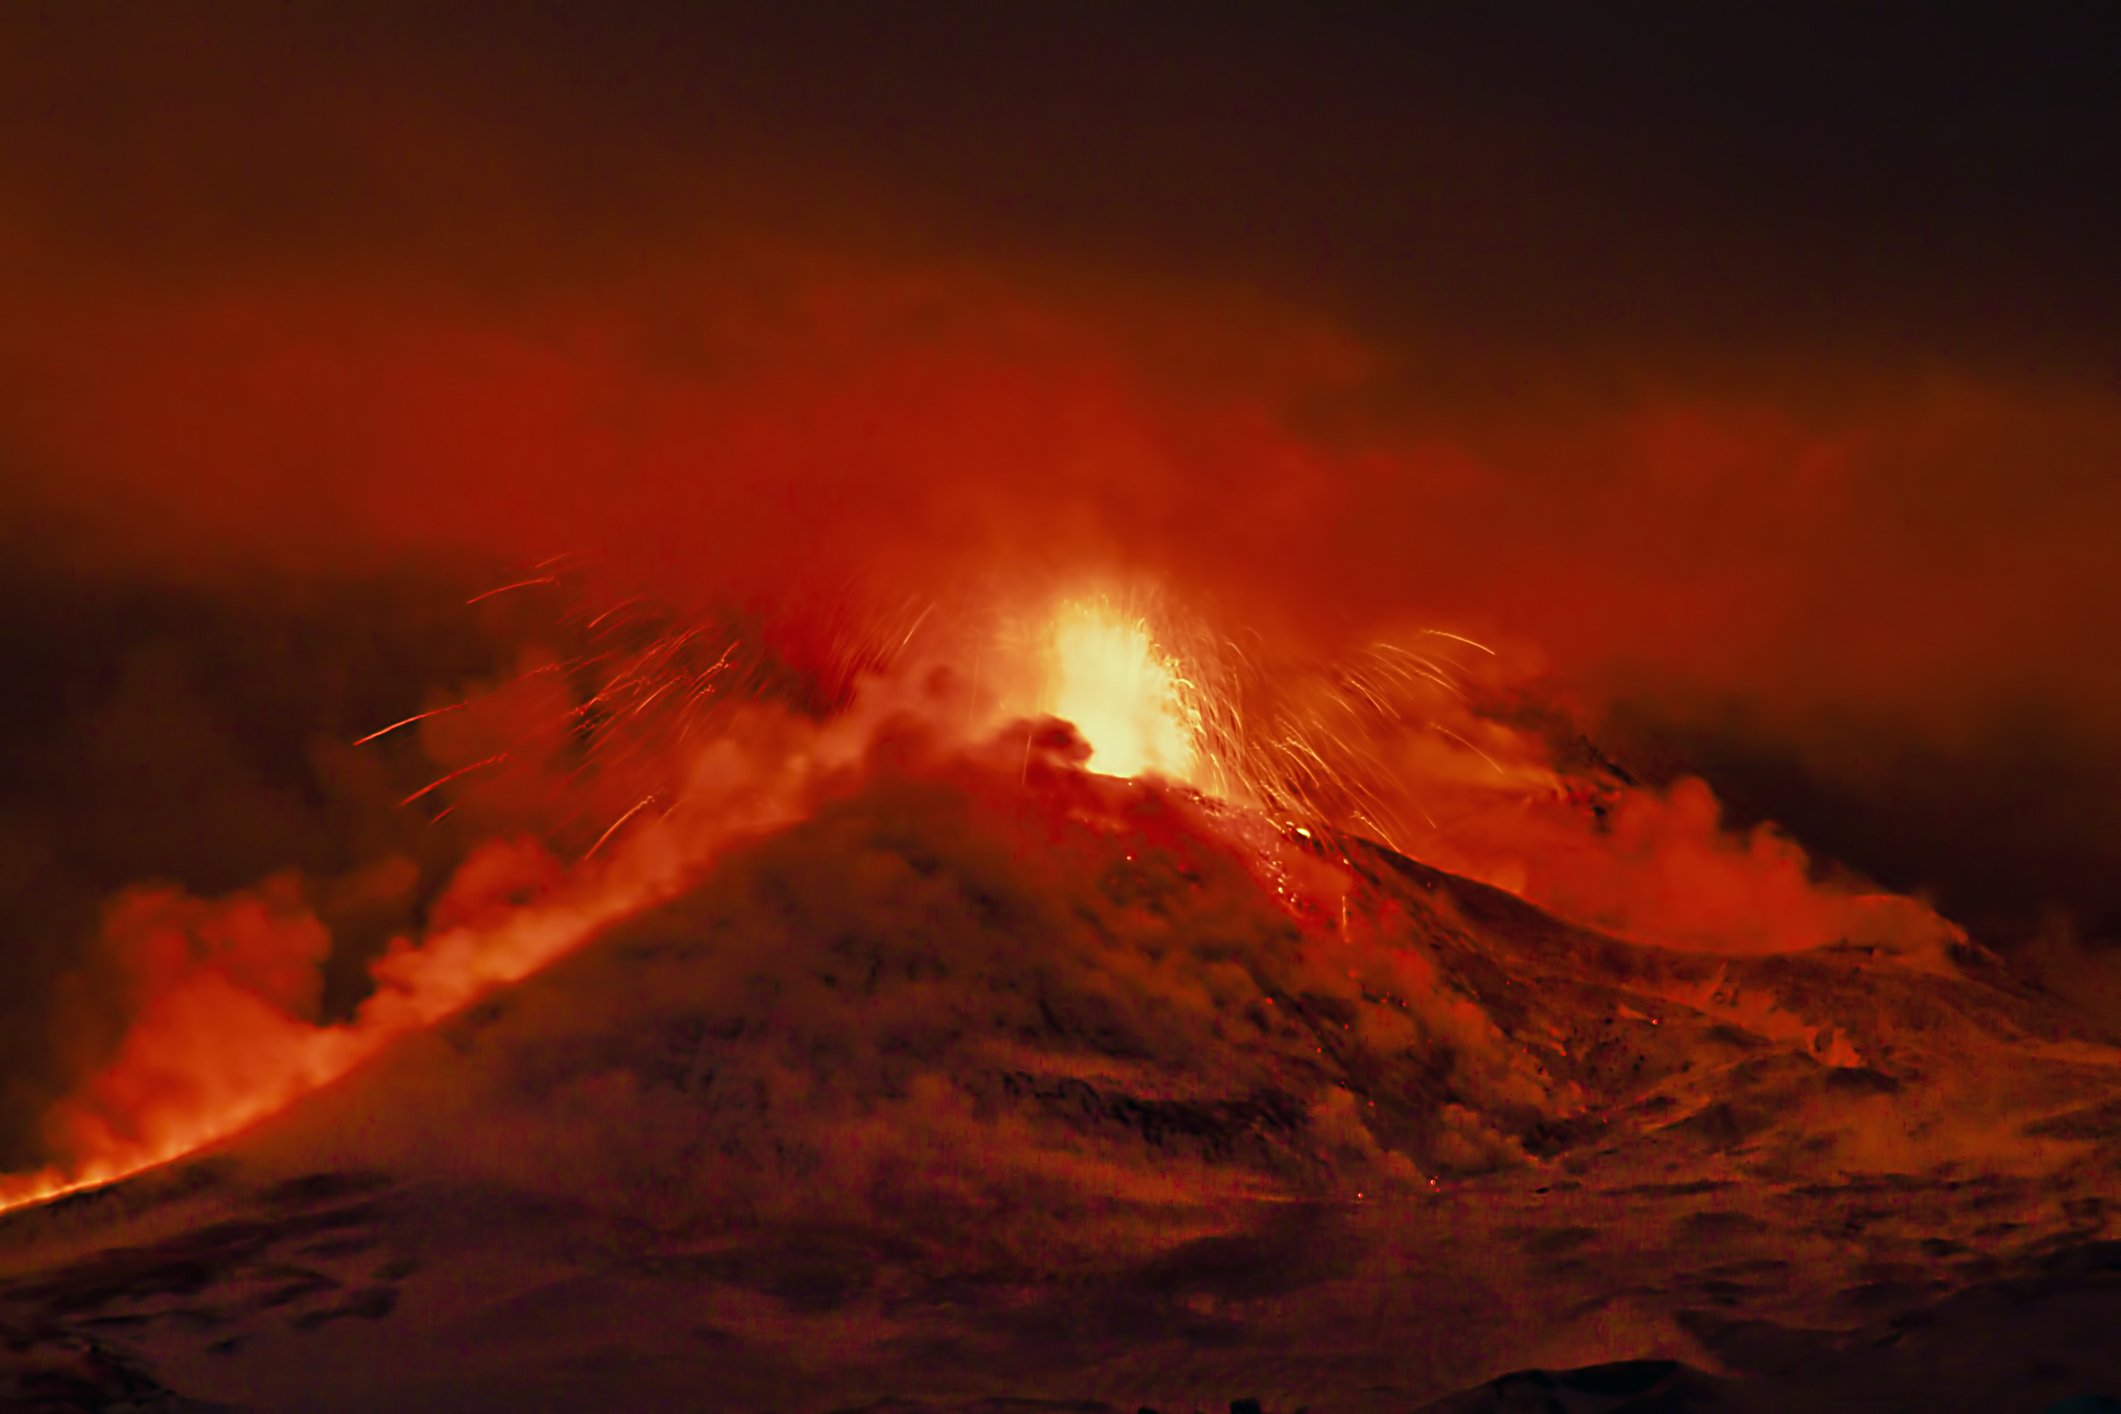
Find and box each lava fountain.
[1036,600,1199,781]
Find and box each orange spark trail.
[400,752,509,806]
[585,793,660,860]
[466,575,559,604]
[352,701,470,746]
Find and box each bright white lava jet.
[1040,600,1198,780]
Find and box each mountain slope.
[2,746,2117,1411]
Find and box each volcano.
[8,5,2121,1409]
[3,723,2117,1413]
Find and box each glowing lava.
[1037,600,1199,781]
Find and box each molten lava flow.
[1038,600,1199,781]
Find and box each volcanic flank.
[4,703,2121,1412]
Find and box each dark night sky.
[11,6,2116,375]
[2,0,2119,1044]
